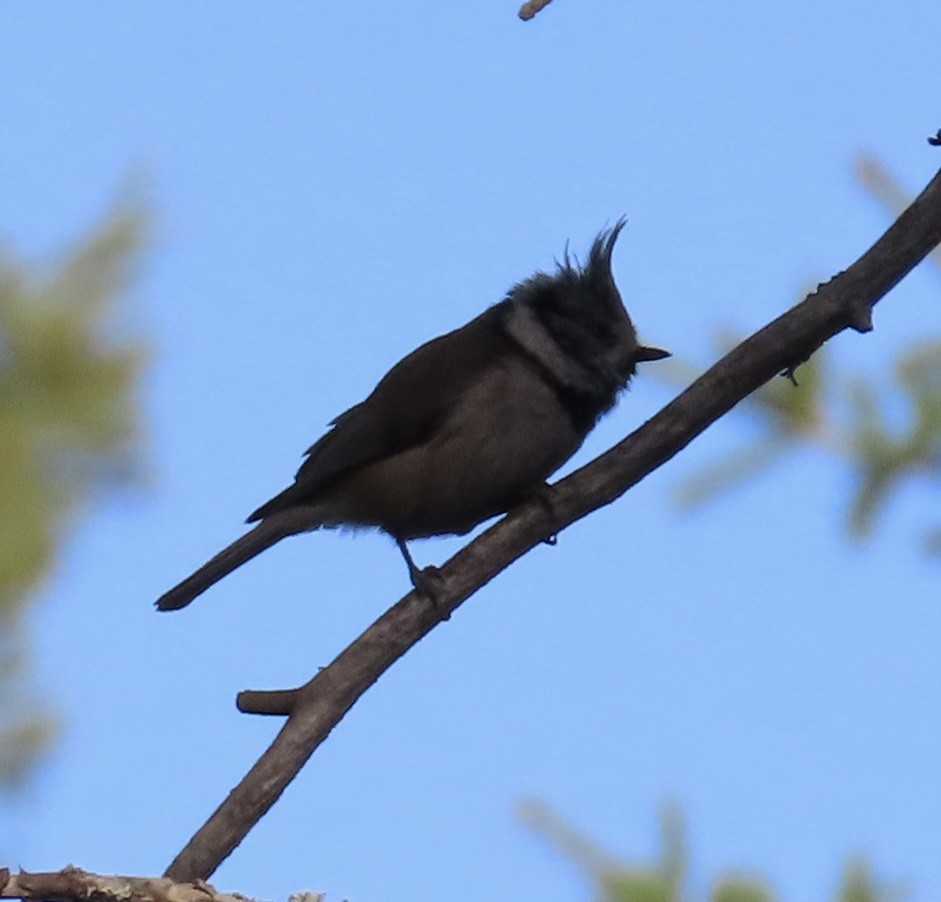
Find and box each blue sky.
[2,3,940,901]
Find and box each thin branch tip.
[518,0,554,20]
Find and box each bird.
[155,221,668,611]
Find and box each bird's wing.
[247,305,510,521]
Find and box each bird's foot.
[410,564,450,620]
[408,565,451,620]
[396,539,450,621]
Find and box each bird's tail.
[155,515,306,612]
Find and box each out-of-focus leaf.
[837,857,908,902]
[674,442,791,508]
[712,878,776,902]
[518,801,686,902]
[602,870,676,902]
[0,716,58,786]
[520,801,903,902]
[671,335,825,508]
[847,342,941,541]
[670,159,941,549]
[855,157,941,271]
[0,192,148,790]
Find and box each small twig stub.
[519,0,554,21]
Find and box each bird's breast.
[316,356,584,539]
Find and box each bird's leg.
[395,538,448,619]
[395,537,425,586]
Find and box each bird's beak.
[634,345,671,363]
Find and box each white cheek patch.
[503,303,598,394]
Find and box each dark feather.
[248,306,515,521]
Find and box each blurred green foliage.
[0,196,148,788]
[848,342,941,541]
[672,160,941,553]
[519,802,903,902]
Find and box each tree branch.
[0,866,272,902]
[164,164,941,883]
